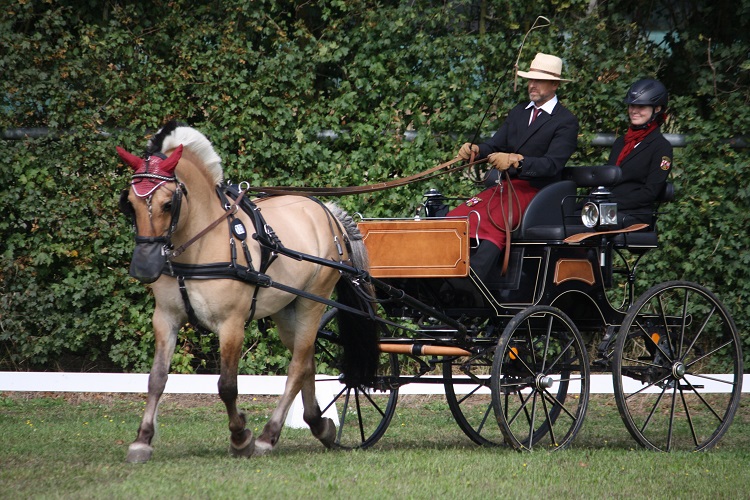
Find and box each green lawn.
[1,392,748,499]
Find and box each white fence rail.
[1,372,747,395]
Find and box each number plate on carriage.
[358,218,469,278]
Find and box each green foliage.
[1,0,748,372]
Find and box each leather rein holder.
[243,156,487,196]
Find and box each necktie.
[530,107,542,125]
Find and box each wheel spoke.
[685,339,735,369]
[633,319,674,364]
[541,392,556,448]
[624,372,671,400]
[456,381,486,405]
[544,337,576,374]
[680,305,716,361]
[507,389,535,427]
[527,391,539,450]
[682,377,725,422]
[540,314,554,372]
[686,372,737,387]
[638,384,668,435]
[541,387,578,421]
[679,388,699,447]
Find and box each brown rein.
[169,188,247,259]
[242,156,488,196]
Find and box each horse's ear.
[160,144,183,174]
[116,146,144,170]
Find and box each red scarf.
[616,121,659,166]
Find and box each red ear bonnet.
[117,145,183,197]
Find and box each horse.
[117,121,378,462]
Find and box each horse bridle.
[120,165,186,256]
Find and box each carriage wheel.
[315,308,399,449]
[612,281,743,452]
[443,333,507,446]
[491,306,590,451]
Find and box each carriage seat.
[517,165,673,248]
[517,165,621,241]
[611,182,674,249]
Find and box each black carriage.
[313,165,744,452]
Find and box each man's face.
[527,79,559,106]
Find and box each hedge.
[1,0,748,373]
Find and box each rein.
[242,156,487,196]
[169,187,247,259]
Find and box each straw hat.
[517,53,571,82]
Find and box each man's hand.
[457,143,479,160]
[487,152,524,171]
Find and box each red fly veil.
[117,145,184,197]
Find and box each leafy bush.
[1,0,748,372]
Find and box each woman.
[608,78,673,227]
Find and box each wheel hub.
[536,374,554,390]
[672,362,686,379]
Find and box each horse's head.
[118,145,184,284]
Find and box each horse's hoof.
[315,417,337,449]
[229,429,255,458]
[126,443,154,463]
[252,439,275,457]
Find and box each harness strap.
[177,276,211,335]
[170,188,247,259]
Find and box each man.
[446,52,579,291]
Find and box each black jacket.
[607,129,673,224]
[478,101,579,189]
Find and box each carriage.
[118,123,742,461]
[311,164,743,452]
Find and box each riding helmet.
[624,79,668,108]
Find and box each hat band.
[529,67,562,78]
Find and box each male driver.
[446,52,579,293]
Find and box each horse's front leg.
[217,319,255,457]
[126,311,179,463]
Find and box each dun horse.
[117,122,378,462]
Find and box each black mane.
[146,120,187,155]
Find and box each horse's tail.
[326,203,379,388]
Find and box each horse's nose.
[129,242,168,283]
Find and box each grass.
[1,392,749,499]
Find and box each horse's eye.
[163,201,172,213]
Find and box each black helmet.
[624,79,668,109]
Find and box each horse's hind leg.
[301,374,336,448]
[255,307,331,455]
[217,321,255,457]
[126,314,178,463]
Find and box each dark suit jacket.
[477,101,579,189]
[607,129,673,224]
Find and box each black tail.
[326,202,379,388]
[335,279,379,388]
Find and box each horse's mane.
[147,120,224,185]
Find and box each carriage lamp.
[581,186,618,228]
[422,188,448,218]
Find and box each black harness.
[161,184,280,330]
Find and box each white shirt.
[525,95,558,125]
